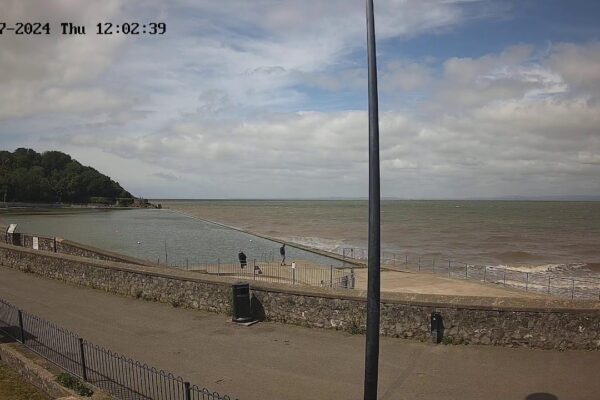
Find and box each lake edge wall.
[0,242,599,351]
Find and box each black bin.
[430,311,443,343]
[232,283,253,323]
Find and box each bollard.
[330,265,333,288]
[17,310,25,344]
[78,338,88,381]
[292,263,296,285]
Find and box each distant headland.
[0,148,155,208]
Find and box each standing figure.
[280,244,286,266]
[238,250,247,269]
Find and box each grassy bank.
[0,363,48,400]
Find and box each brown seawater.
[161,200,600,270]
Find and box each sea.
[2,200,600,277]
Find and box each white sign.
[7,224,17,234]
[32,236,39,250]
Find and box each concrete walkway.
[0,267,598,400]
[353,268,543,297]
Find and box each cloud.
[2,1,599,198]
[0,0,129,119]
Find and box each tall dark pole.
[364,0,381,399]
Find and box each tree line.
[0,148,134,204]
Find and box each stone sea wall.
[1,242,599,350]
[10,231,154,267]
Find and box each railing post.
[571,279,575,299]
[447,260,450,278]
[17,310,25,344]
[503,270,506,286]
[183,382,192,400]
[351,267,355,289]
[525,273,529,291]
[465,264,468,279]
[253,259,256,280]
[292,266,296,285]
[330,265,333,288]
[547,276,551,294]
[483,266,487,282]
[78,338,87,381]
[217,258,220,275]
[184,381,191,400]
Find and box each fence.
[181,260,355,290]
[338,248,600,301]
[0,298,238,400]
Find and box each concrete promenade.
[0,267,598,400]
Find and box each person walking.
[280,244,286,266]
[238,250,247,269]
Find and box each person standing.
[238,250,247,269]
[280,243,286,266]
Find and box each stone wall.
[9,231,154,267]
[1,242,599,350]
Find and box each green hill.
[0,148,134,204]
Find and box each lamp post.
[364,0,381,399]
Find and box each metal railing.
[181,260,356,290]
[337,248,600,301]
[0,298,238,400]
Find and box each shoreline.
[166,208,366,267]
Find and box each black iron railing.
[0,298,237,400]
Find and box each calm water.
[0,208,344,267]
[162,200,600,268]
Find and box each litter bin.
[430,311,443,343]
[232,282,253,323]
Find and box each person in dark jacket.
[238,250,247,269]
[280,244,286,266]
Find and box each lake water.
[0,208,345,267]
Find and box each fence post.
[253,259,256,280]
[547,276,551,294]
[351,267,355,289]
[525,273,529,291]
[292,266,296,285]
[432,259,435,273]
[503,270,506,286]
[405,254,408,267]
[571,279,575,299]
[184,381,191,400]
[483,266,487,282]
[17,310,25,344]
[78,338,87,381]
[330,265,333,288]
[217,258,220,275]
[447,260,450,278]
[186,258,189,270]
[465,264,468,279]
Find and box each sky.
[1,0,599,199]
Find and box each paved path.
[0,267,598,400]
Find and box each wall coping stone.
[1,241,599,314]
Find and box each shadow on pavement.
[526,393,559,400]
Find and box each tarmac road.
[0,266,598,400]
